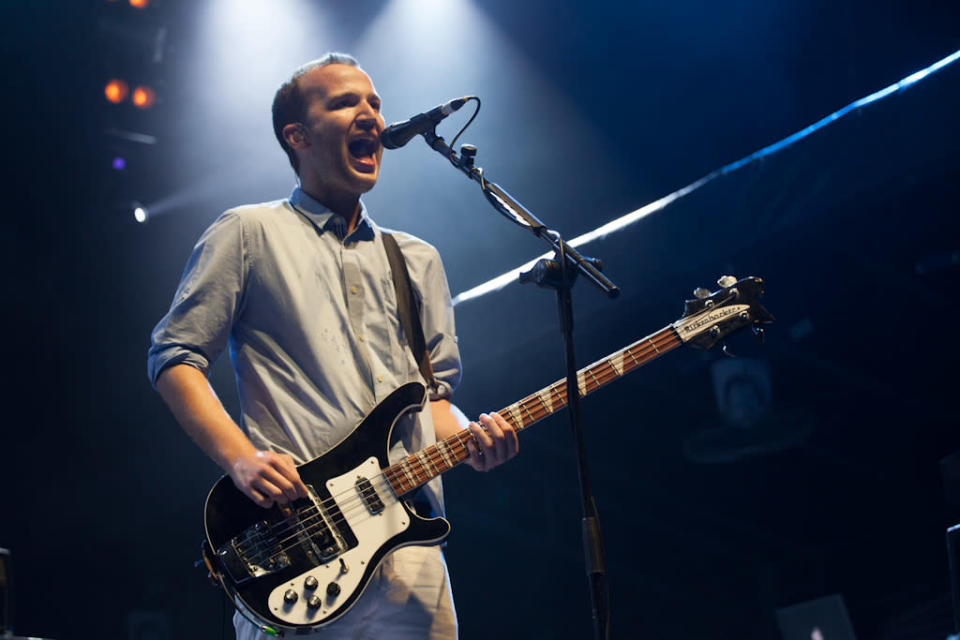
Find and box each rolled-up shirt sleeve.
[147,211,247,388]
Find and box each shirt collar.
[289,186,375,242]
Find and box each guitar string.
[236,309,704,556]
[238,331,677,558]
[238,430,477,562]
[240,436,477,565]
[235,428,475,559]
[252,326,679,545]
[244,429,484,563]
[238,332,681,564]
[239,332,681,565]
[250,362,675,566]
[242,299,699,558]
[237,330,682,563]
[240,387,545,562]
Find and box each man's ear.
[283,123,308,149]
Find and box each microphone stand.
[421,130,617,640]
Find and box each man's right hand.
[155,365,310,509]
[229,450,309,508]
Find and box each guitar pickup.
[355,476,384,515]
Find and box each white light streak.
[452,47,960,306]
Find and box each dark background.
[3,1,959,638]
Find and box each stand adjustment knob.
[459,144,477,168]
[326,582,341,597]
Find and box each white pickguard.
[266,457,409,625]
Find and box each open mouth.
[347,136,379,172]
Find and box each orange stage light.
[104,79,129,104]
[132,86,157,109]
[129,0,150,8]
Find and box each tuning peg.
[693,287,710,299]
[717,275,737,288]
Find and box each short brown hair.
[272,52,360,176]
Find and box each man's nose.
[356,106,381,130]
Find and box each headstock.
[672,276,774,351]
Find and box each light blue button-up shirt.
[148,187,461,512]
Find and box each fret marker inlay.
[538,389,554,413]
[610,353,624,376]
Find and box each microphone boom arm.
[421,130,619,299]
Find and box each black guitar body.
[203,382,450,632]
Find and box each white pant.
[234,545,457,640]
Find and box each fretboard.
[383,325,683,496]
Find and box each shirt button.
[350,286,359,295]
[358,335,364,342]
[377,375,383,383]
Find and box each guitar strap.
[381,232,439,393]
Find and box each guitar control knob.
[326,582,341,597]
[307,595,322,610]
[283,589,299,604]
[304,576,318,590]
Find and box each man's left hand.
[466,412,519,472]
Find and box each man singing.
[148,52,518,639]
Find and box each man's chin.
[351,172,378,194]
[348,165,379,192]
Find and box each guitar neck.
[383,324,683,497]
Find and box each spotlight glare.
[132,85,156,109]
[104,79,129,103]
[112,156,126,170]
[134,205,148,223]
[129,0,150,8]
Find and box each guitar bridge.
[217,520,292,584]
[216,485,350,584]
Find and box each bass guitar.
[201,275,773,634]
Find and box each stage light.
[133,204,148,223]
[112,156,126,170]
[129,0,150,8]
[104,79,129,103]
[131,86,156,109]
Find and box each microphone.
[380,97,469,149]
